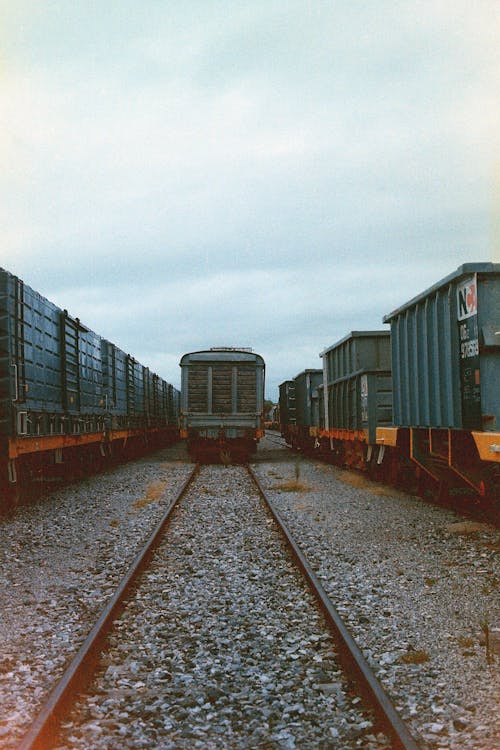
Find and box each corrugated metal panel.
[384,264,500,430]
[0,270,13,439]
[101,340,129,415]
[79,329,103,412]
[279,380,296,425]
[294,370,322,427]
[172,387,180,420]
[187,365,209,412]
[237,366,257,412]
[212,364,233,413]
[0,267,178,442]
[125,357,145,418]
[8,274,64,413]
[61,313,80,412]
[321,331,392,442]
[186,363,259,415]
[322,331,391,382]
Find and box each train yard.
[2,264,498,517]
[0,436,498,749]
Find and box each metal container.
[321,331,392,443]
[101,340,129,417]
[61,311,105,415]
[384,263,500,431]
[278,380,296,429]
[0,269,106,441]
[293,370,323,428]
[0,267,177,440]
[180,348,265,442]
[0,267,179,493]
[0,268,64,426]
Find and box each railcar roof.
[293,368,323,379]
[383,262,500,323]
[320,330,390,357]
[180,349,265,366]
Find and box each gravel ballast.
[253,435,499,749]
[0,446,194,749]
[0,436,498,749]
[56,464,386,750]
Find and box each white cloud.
[1,1,497,398]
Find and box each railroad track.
[19,464,419,750]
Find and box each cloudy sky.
[2,1,498,398]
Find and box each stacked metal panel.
[0,267,179,443]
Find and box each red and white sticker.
[457,276,477,321]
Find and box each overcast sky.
[2,1,498,398]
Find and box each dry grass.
[219,450,232,466]
[444,521,493,535]
[318,466,401,498]
[337,470,398,497]
[400,649,430,664]
[484,542,500,552]
[458,636,475,648]
[132,480,168,509]
[272,479,311,493]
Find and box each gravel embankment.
[253,434,499,750]
[0,445,194,749]
[56,464,388,750]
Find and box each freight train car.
[277,263,499,514]
[278,380,296,442]
[377,262,499,504]
[318,331,393,469]
[280,334,392,464]
[0,268,179,503]
[279,370,322,450]
[179,348,265,462]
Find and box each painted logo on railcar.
[456,275,481,429]
[457,277,477,321]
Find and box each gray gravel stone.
[0,445,194,749]
[253,434,500,750]
[53,462,383,749]
[1,435,498,749]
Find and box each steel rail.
[18,465,199,750]
[248,465,421,750]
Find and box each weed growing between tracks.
[269,459,312,493]
[399,649,430,665]
[132,480,169,510]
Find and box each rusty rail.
[18,465,198,750]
